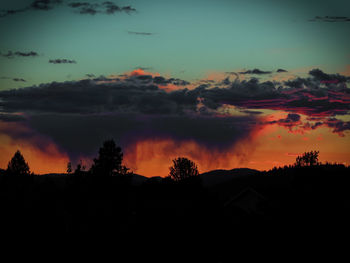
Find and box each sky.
[0,0,350,176]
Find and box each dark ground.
[1,165,349,261]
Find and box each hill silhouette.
[200,168,259,187]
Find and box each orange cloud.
[129,68,158,77]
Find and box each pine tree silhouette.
[7,150,30,175]
[90,139,130,176]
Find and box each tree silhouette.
[295,151,320,167]
[90,139,130,176]
[7,150,30,175]
[67,162,72,174]
[169,157,199,182]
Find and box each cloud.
[12,78,26,82]
[1,68,348,118]
[127,31,154,36]
[1,68,350,163]
[239,110,263,115]
[0,0,62,18]
[0,8,28,18]
[0,113,26,122]
[23,113,258,163]
[268,113,301,129]
[49,59,77,64]
[238,69,272,75]
[0,71,260,163]
[30,0,62,10]
[134,66,153,71]
[199,68,350,117]
[0,51,39,59]
[68,1,136,15]
[0,0,135,18]
[277,69,288,73]
[308,68,348,82]
[1,76,26,82]
[322,118,350,135]
[0,77,194,115]
[309,16,350,22]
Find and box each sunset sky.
[1,0,350,177]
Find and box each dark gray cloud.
[0,51,39,59]
[239,110,263,115]
[23,113,257,163]
[1,0,135,18]
[12,78,26,82]
[267,113,301,129]
[0,0,62,18]
[0,8,28,18]
[31,0,62,10]
[68,2,90,8]
[276,68,288,73]
[127,31,154,36]
[1,68,347,118]
[197,68,350,117]
[0,113,26,122]
[1,68,349,162]
[1,77,26,82]
[308,68,348,82]
[0,73,257,162]
[49,59,77,64]
[309,16,350,22]
[324,118,350,134]
[239,69,272,75]
[0,75,194,114]
[152,76,190,86]
[69,1,136,15]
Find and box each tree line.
[3,139,201,182]
[2,139,333,179]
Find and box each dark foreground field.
[1,165,350,260]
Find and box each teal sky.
[0,0,350,90]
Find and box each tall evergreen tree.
[7,150,30,175]
[90,139,129,176]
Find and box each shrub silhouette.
[169,157,199,182]
[7,150,30,175]
[295,151,319,167]
[90,139,130,176]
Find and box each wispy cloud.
[49,59,77,64]
[1,76,26,82]
[127,31,154,36]
[0,8,28,18]
[31,0,63,10]
[308,16,350,22]
[276,69,288,73]
[0,0,62,17]
[238,69,272,75]
[68,1,136,15]
[0,51,39,59]
[134,66,153,71]
[0,0,136,18]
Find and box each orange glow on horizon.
[0,137,69,175]
[1,115,349,176]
